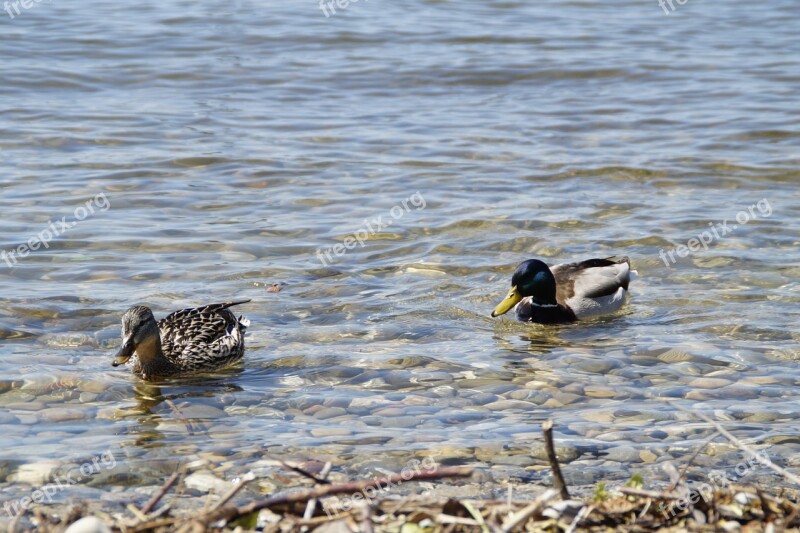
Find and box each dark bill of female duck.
[490,257,635,324]
[112,305,161,367]
[112,336,136,366]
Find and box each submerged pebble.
[64,517,111,533]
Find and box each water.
[1,0,800,510]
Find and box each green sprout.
[593,482,609,502]
[626,473,644,489]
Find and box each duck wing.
[550,257,632,303]
[158,300,250,367]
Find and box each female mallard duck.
[491,257,634,324]
[112,300,250,380]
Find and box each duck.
[491,257,634,324]
[111,300,251,381]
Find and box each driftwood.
[206,466,474,524]
[127,465,473,531]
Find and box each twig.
[617,486,683,500]
[755,487,770,522]
[302,461,332,531]
[213,472,256,510]
[638,500,651,521]
[437,515,480,526]
[142,471,181,514]
[542,420,570,500]
[500,489,557,532]
[565,504,592,533]
[462,500,489,533]
[165,399,198,435]
[266,454,331,485]
[132,517,183,531]
[785,498,800,527]
[206,466,474,525]
[295,514,356,526]
[670,431,720,491]
[629,392,800,488]
[127,504,149,522]
[669,402,800,487]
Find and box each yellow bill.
[491,286,522,317]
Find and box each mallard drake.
[491,257,634,324]
[112,300,250,380]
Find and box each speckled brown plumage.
[112,300,250,381]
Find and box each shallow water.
[1,0,800,512]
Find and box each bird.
[491,257,634,324]
[111,300,251,380]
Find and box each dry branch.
[210,466,472,524]
[142,471,181,514]
[130,465,472,530]
[542,419,570,500]
[500,488,557,532]
[665,399,800,487]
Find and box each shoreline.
[4,421,799,532]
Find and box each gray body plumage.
[515,257,634,323]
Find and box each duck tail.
[601,255,637,282]
[220,299,252,309]
[615,257,637,280]
[602,255,630,265]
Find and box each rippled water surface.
[1,0,800,512]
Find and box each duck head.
[491,259,558,317]
[112,306,160,367]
